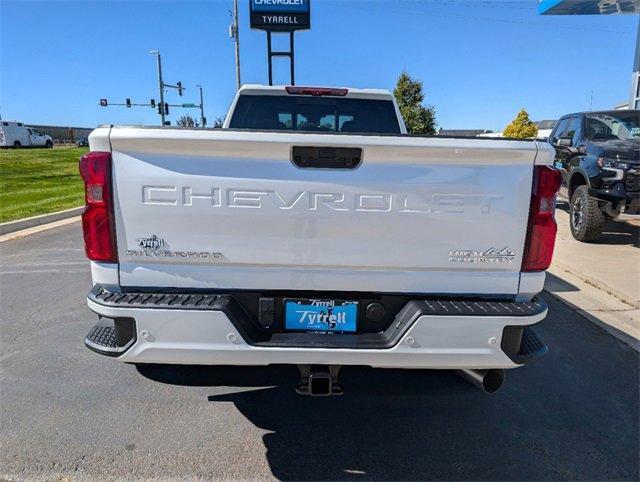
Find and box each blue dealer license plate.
[284,299,358,333]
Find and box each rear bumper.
[86,286,548,369]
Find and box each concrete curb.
[545,288,640,352]
[553,260,639,309]
[0,207,83,236]
[546,266,640,352]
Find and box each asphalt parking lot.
[1,223,639,481]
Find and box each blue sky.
[1,0,637,131]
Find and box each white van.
[0,121,53,148]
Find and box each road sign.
[181,103,196,108]
[250,0,310,31]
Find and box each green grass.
[0,147,88,223]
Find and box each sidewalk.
[547,203,640,349]
[553,201,639,308]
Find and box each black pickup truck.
[549,110,639,241]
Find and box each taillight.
[285,86,349,96]
[79,151,117,262]
[522,166,561,271]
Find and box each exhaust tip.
[456,368,505,394]
[481,369,505,394]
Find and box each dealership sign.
[250,0,310,31]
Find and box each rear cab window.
[229,94,401,134]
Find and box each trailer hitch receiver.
[296,365,343,396]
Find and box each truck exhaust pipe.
[456,369,505,394]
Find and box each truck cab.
[26,127,53,147]
[549,110,639,241]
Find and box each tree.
[176,115,196,127]
[503,109,538,139]
[393,71,437,135]
[213,116,225,128]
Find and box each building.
[533,119,557,140]
[437,128,494,137]
[475,120,557,140]
[27,124,94,143]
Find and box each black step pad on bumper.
[517,326,548,363]
[501,325,548,365]
[87,285,548,351]
[84,317,136,357]
[90,286,221,310]
[89,285,547,317]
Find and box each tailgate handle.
[292,146,362,169]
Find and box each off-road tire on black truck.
[570,185,605,242]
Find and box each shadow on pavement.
[557,202,639,248]
[544,271,580,293]
[599,219,640,248]
[138,297,639,481]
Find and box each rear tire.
[45,140,53,148]
[570,185,604,242]
[13,141,21,149]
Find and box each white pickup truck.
[81,85,560,395]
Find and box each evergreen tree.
[503,109,538,139]
[393,71,437,135]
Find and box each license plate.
[284,299,358,333]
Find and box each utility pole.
[196,84,205,127]
[231,0,241,90]
[150,50,165,126]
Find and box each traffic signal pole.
[196,85,205,127]
[150,50,166,126]
[100,51,193,126]
[149,50,184,125]
[233,0,241,90]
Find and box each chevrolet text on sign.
[250,0,310,31]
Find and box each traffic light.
[177,81,183,96]
[99,99,108,107]
[126,98,131,108]
[150,99,156,108]
[158,103,164,115]
[164,103,169,115]
[202,117,207,127]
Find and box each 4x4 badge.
[449,247,516,264]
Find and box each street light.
[195,84,205,127]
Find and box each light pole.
[149,50,165,126]
[231,0,241,90]
[195,85,205,127]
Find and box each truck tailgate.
[101,127,548,295]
